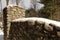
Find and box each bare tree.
[0,0,2,12]
[16,0,18,5]
[6,0,9,5]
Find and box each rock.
[57,32,60,37]
[27,19,35,25]
[44,23,53,31]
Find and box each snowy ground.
[0,30,4,40]
[0,35,4,40]
[0,22,4,40]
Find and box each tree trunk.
[6,0,9,5]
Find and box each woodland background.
[0,0,60,22]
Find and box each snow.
[0,22,4,40]
[0,17,60,40]
[12,17,60,27]
[0,35,3,40]
[0,31,4,35]
[0,30,4,40]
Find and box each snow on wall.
[12,17,60,27]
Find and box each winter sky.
[0,0,44,12]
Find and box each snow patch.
[0,30,4,35]
[12,17,60,27]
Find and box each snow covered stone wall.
[8,17,60,40]
[3,5,25,40]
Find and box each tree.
[0,0,1,12]
[38,0,56,18]
[6,0,9,5]
[16,0,18,5]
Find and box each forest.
[0,0,60,21]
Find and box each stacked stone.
[3,6,25,40]
[9,18,60,40]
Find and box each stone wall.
[9,18,60,40]
[3,5,25,40]
[3,5,60,40]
